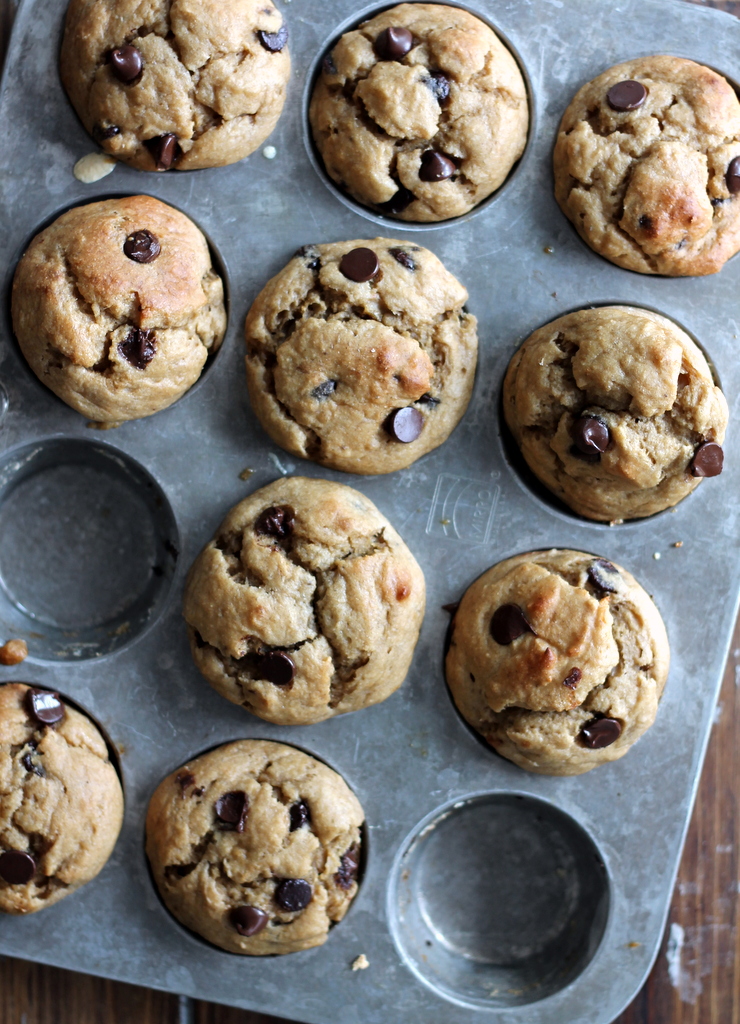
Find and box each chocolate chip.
[418,393,440,405]
[571,414,609,457]
[294,244,320,270]
[259,651,295,687]
[232,906,269,936]
[335,844,360,889]
[216,791,249,832]
[490,604,534,645]
[176,771,196,796]
[386,407,423,443]
[378,185,414,216]
[289,800,311,831]
[322,52,337,75]
[606,80,647,111]
[587,559,621,595]
[255,505,295,538]
[257,24,288,52]
[21,744,44,778]
[108,45,143,83]
[388,247,415,271]
[25,688,65,726]
[638,214,652,229]
[119,328,156,369]
[274,877,312,911]
[94,124,121,141]
[312,380,337,399]
[690,441,723,477]
[419,151,456,182]
[145,133,179,171]
[427,72,450,102]
[0,851,36,885]
[712,197,728,207]
[563,668,582,689]
[123,229,160,264]
[726,157,740,194]
[580,717,622,749]
[375,26,413,61]
[339,247,379,282]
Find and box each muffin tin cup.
[0,0,739,1022]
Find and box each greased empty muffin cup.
[309,3,529,222]
[503,306,728,522]
[0,683,124,914]
[554,55,740,275]
[445,549,670,775]
[244,238,477,474]
[183,476,426,725]
[11,195,227,425]
[60,0,291,171]
[145,739,364,955]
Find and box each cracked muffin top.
[309,3,528,222]
[244,238,477,475]
[445,550,670,776]
[503,306,728,521]
[554,56,740,275]
[146,739,364,954]
[183,476,426,725]
[11,195,226,424]
[0,683,123,914]
[61,0,290,171]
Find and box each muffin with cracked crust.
[61,0,290,171]
[0,683,124,914]
[183,477,425,725]
[146,739,364,954]
[446,550,670,776]
[12,195,226,424]
[554,56,740,275]
[310,3,528,222]
[503,306,728,521]
[245,238,477,474]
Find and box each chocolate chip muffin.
[309,3,528,222]
[503,306,728,521]
[0,683,123,914]
[446,550,670,776]
[554,56,740,275]
[12,195,226,424]
[61,0,290,171]
[146,739,364,954]
[183,477,425,726]
[245,239,477,474]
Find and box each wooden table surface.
[1,0,740,1021]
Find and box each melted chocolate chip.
[638,214,652,229]
[294,244,320,270]
[259,651,295,687]
[563,668,582,689]
[232,905,269,936]
[690,441,724,477]
[587,559,621,596]
[339,247,379,282]
[571,415,609,457]
[427,72,450,102]
[216,791,249,832]
[176,771,196,796]
[375,26,413,61]
[418,393,440,406]
[378,185,414,216]
[335,843,360,889]
[289,800,311,831]
[727,156,740,194]
[490,604,534,645]
[419,151,455,182]
[145,133,179,171]
[274,877,312,911]
[322,52,337,76]
[257,24,288,52]
[386,407,423,443]
[255,505,295,538]
[109,45,143,83]
[123,229,160,264]
[388,247,415,271]
[312,380,337,399]
[25,688,65,726]
[580,717,622,749]
[606,79,647,111]
[21,745,44,778]
[0,850,36,885]
[119,328,156,369]
[95,124,121,141]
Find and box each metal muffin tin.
[0,0,738,1021]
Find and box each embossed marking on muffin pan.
[0,0,739,1022]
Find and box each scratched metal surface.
[0,1,739,1022]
